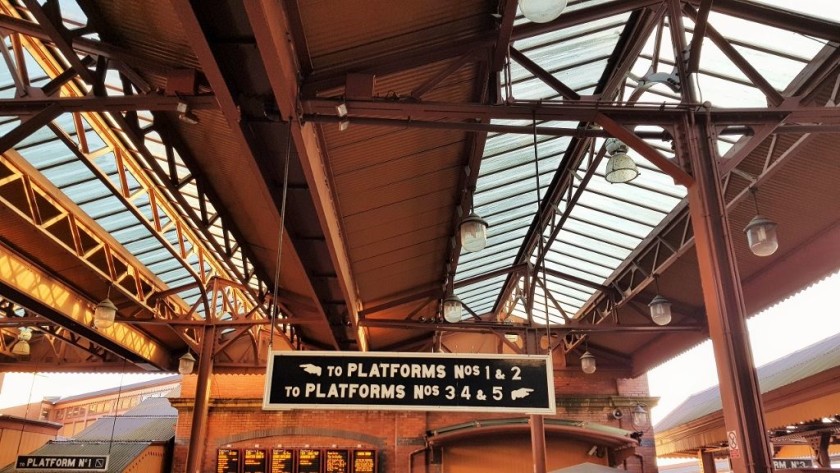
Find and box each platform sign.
[297,449,322,473]
[244,449,267,473]
[263,351,555,414]
[217,449,240,473]
[16,455,108,471]
[352,450,376,473]
[325,449,349,473]
[270,449,294,473]
[773,459,813,469]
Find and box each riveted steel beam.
[0,244,173,369]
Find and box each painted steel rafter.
[299,0,666,95]
[0,2,309,364]
[0,243,172,368]
[243,0,363,350]
[550,5,840,352]
[578,109,840,337]
[0,297,131,371]
[0,149,171,314]
[491,4,668,342]
[1,2,292,320]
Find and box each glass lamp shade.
[17,327,32,342]
[519,0,568,23]
[93,298,117,329]
[442,294,462,323]
[460,212,488,252]
[744,215,778,257]
[631,404,648,431]
[12,339,30,357]
[580,350,596,374]
[648,294,672,326]
[605,153,640,183]
[178,352,196,375]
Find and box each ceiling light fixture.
[459,211,488,252]
[176,101,199,125]
[12,327,32,357]
[580,350,596,374]
[179,351,196,375]
[744,187,778,257]
[442,292,462,324]
[604,138,639,184]
[94,286,117,330]
[648,276,672,326]
[519,0,568,23]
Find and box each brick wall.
[171,370,658,473]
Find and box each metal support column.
[185,324,215,473]
[698,449,718,473]
[530,414,548,473]
[684,113,772,473]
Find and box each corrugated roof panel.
[656,332,840,433]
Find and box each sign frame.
[15,455,109,471]
[263,350,555,414]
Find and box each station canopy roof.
[0,0,838,375]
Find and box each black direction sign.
[773,459,813,469]
[263,351,555,414]
[16,455,109,471]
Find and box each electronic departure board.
[243,449,267,473]
[325,450,349,473]
[352,450,376,473]
[217,449,240,473]
[270,449,294,473]
[217,447,376,473]
[297,449,321,473]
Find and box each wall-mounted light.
[178,351,196,375]
[631,404,648,431]
[580,350,596,374]
[744,187,778,257]
[604,138,639,184]
[518,0,568,23]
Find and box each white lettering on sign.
[264,351,556,414]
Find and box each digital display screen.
[217,449,240,473]
[297,449,321,473]
[325,450,349,473]
[353,450,376,473]
[270,449,294,473]
[243,449,267,473]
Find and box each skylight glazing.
[456,0,830,325]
